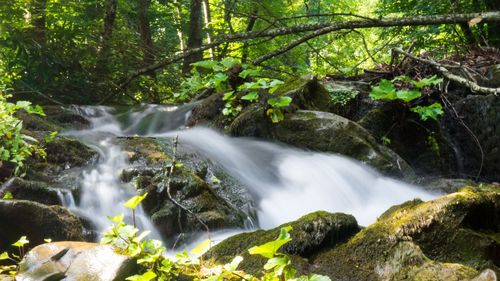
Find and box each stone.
[17,241,137,281]
[359,102,457,177]
[311,185,500,280]
[271,110,415,178]
[119,137,249,240]
[203,211,360,274]
[0,178,61,206]
[0,200,85,252]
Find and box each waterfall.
[61,105,437,243]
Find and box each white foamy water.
[60,105,437,246]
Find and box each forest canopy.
[0,0,499,105]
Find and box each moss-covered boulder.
[203,211,360,275]
[311,185,499,280]
[0,200,85,253]
[271,110,415,178]
[0,177,61,205]
[119,137,248,240]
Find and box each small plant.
[102,194,331,281]
[369,75,444,121]
[0,236,30,276]
[0,92,50,175]
[178,59,289,123]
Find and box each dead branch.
[393,48,499,95]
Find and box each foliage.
[100,194,331,281]
[0,92,48,175]
[369,75,444,121]
[0,236,30,276]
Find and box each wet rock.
[204,211,360,274]
[271,110,415,178]
[0,200,85,253]
[415,177,477,194]
[119,137,249,240]
[322,79,375,120]
[442,94,500,181]
[0,178,61,205]
[359,102,458,177]
[312,185,499,280]
[17,241,137,281]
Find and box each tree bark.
[138,0,155,68]
[484,0,500,46]
[114,11,500,94]
[202,0,214,59]
[182,0,204,73]
[97,0,118,74]
[241,10,258,63]
[173,0,185,51]
[27,0,47,45]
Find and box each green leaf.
[123,193,148,210]
[222,91,235,101]
[191,60,219,70]
[220,57,240,69]
[396,89,421,102]
[0,252,9,260]
[264,256,289,271]
[239,68,260,79]
[248,226,292,258]
[413,75,443,89]
[15,101,31,108]
[267,108,284,123]
[241,92,259,101]
[126,271,157,281]
[12,236,29,247]
[369,79,397,100]
[411,103,444,121]
[2,192,13,200]
[268,96,292,108]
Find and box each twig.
[392,48,499,95]
[159,135,211,236]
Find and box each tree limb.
[115,12,500,96]
[393,48,499,95]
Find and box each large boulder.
[0,200,85,252]
[311,185,499,280]
[0,178,61,205]
[271,110,415,178]
[17,242,137,281]
[359,102,458,177]
[203,211,360,275]
[442,94,500,181]
[119,137,249,240]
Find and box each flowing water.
[61,105,437,245]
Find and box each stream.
[62,104,437,249]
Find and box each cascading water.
[62,105,438,244]
[153,128,437,228]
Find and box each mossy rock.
[311,185,500,280]
[118,137,248,240]
[0,200,85,253]
[359,102,458,177]
[273,74,331,112]
[203,211,360,275]
[0,177,61,205]
[271,110,415,178]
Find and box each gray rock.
[17,242,137,281]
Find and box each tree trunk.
[26,0,47,45]
[241,10,258,63]
[97,0,117,74]
[484,0,500,46]
[182,0,203,73]
[202,0,214,59]
[173,0,185,51]
[138,0,159,103]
